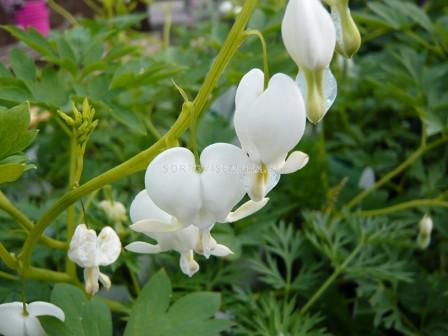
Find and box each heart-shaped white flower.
[234,69,309,201]
[139,143,268,256]
[68,224,121,296]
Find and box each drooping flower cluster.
[125,68,311,276]
[64,0,361,282]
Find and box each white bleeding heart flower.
[281,0,337,124]
[68,224,121,296]
[0,301,65,336]
[125,190,234,276]
[141,143,268,257]
[234,69,309,201]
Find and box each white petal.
[277,151,309,174]
[84,267,100,296]
[281,0,336,71]
[245,73,306,165]
[199,143,249,227]
[0,302,26,336]
[129,190,173,223]
[98,272,112,291]
[179,251,199,277]
[210,244,234,257]
[27,301,65,322]
[224,198,269,222]
[358,166,375,190]
[234,69,265,156]
[68,224,98,268]
[243,162,280,201]
[145,147,201,225]
[130,218,182,235]
[97,226,121,266]
[26,302,64,336]
[156,225,200,253]
[125,241,164,253]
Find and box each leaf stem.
[0,270,18,281]
[357,198,448,217]
[47,0,78,26]
[300,241,363,314]
[245,30,270,89]
[346,136,448,210]
[0,242,16,269]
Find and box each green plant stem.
[245,30,269,89]
[0,242,16,269]
[346,136,448,210]
[21,276,27,314]
[162,2,172,49]
[19,0,258,272]
[0,191,65,250]
[83,0,103,15]
[65,138,81,278]
[47,0,78,26]
[129,266,141,296]
[358,198,448,217]
[0,270,18,281]
[24,266,75,283]
[103,298,131,314]
[300,242,363,314]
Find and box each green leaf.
[10,48,36,81]
[82,41,104,66]
[0,76,34,104]
[2,25,56,57]
[49,283,112,336]
[167,292,221,321]
[0,62,11,76]
[0,102,38,160]
[56,38,77,62]
[0,163,25,184]
[38,316,72,336]
[108,102,146,135]
[124,269,172,336]
[124,270,230,336]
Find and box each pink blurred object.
[14,1,50,36]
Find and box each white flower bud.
[419,214,433,236]
[417,214,433,249]
[281,0,336,72]
[98,200,127,222]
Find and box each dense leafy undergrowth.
[0,0,447,335]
